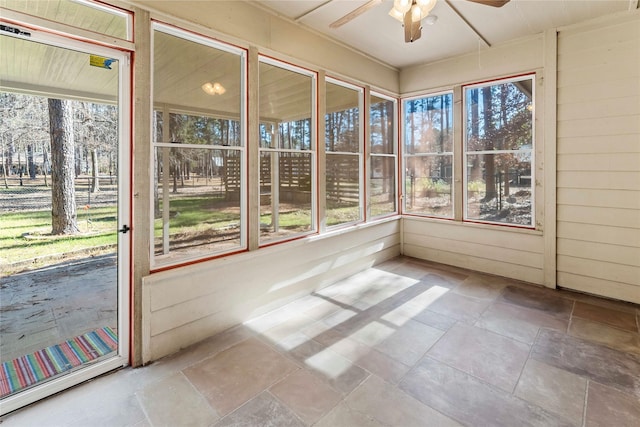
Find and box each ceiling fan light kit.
[390,0,437,42]
[329,0,511,44]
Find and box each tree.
[49,98,79,235]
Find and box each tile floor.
[2,256,640,426]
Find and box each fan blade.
[465,0,510,7]
[404,9,422,43]
[329,0,383,29]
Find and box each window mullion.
[453,85,464,222]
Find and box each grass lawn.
[3,194,365,273]
[0,206,118,271]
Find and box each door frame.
[0,17,132,415]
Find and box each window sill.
[401,215,543,236]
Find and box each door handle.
[118,225,130,234]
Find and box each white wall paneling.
[142,220,400,362]
[556,12,640,303]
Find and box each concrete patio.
[0,254,118,363]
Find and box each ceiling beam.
[444,0,492,47]
[294,0,334,22]
[329,0,383,29]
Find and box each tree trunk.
[91,149,99,193]
[482,87,497,201]
[49,98,79,235]
[27,144,36,178]
[43,148,49,187]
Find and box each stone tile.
[136,372,219,427]
[244,305,303,334]
[67,393,146,427]
[532,329,640,398]
[585,382,640,427]
[315,403,385,427]
[214,392,304,427]
[421,270,467,289]
[428,324,530,392]
[354,275,418,308]
[183,337,298,416]
[515,359,587,425]
[426,292,492,324]
[379,283,452,327]
[558,288,639,315]
[286,337,370,395]
[345,375,462,427]
[476,301,568,344]
[144,325,254,377]
[570,317,640,355]
[410,308,458,331]
[399,357,573,427]
[453,273,506,301]
[347,320,397,348]
[1,381,145,427]
[387,260,433,280]
[292,294,344,321]
[318,335,411,384]
[374,319,444,366]
[269,369,341,425]
[573,301,639,332]
[498,285,574,319]
[260,313,318,345]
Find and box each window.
[325,79,363,227]
[403,93,453,218]
[370,92,397,217]
[401,75,535,228]
[259,58,316,244]
[152,24,246,267]
[464,76,534,226]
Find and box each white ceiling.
[254,0,636,69]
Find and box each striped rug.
[0,327,118,398]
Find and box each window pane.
[169,113,241,146]
[154,29,243,121]
[325,81,361,227]
[154,148,242,263]
[259,59,315,244]
[405,155,453,218]
[279,120,312,150]
[465,80,533,152]
[404,93,453,154]
[371,155,396,217]
[260,152,313,242]
[371,95,395,155]
[464,76,534,227]
[466,153,532,226]
[370,93,397,218]
[326,82,359,153]
[326,153,360,226]
[152,25,245,266]
[404,92,453,218]
[259,61,313,147]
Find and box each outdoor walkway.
[0,254,117,362]
[2,256,639,426]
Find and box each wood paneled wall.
[556,13,640,303]
[142,220,400,362]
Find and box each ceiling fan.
[329,0,510,43]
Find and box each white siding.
[142,220,400,362]
[403,218,545,285]
[556,13,640,304]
